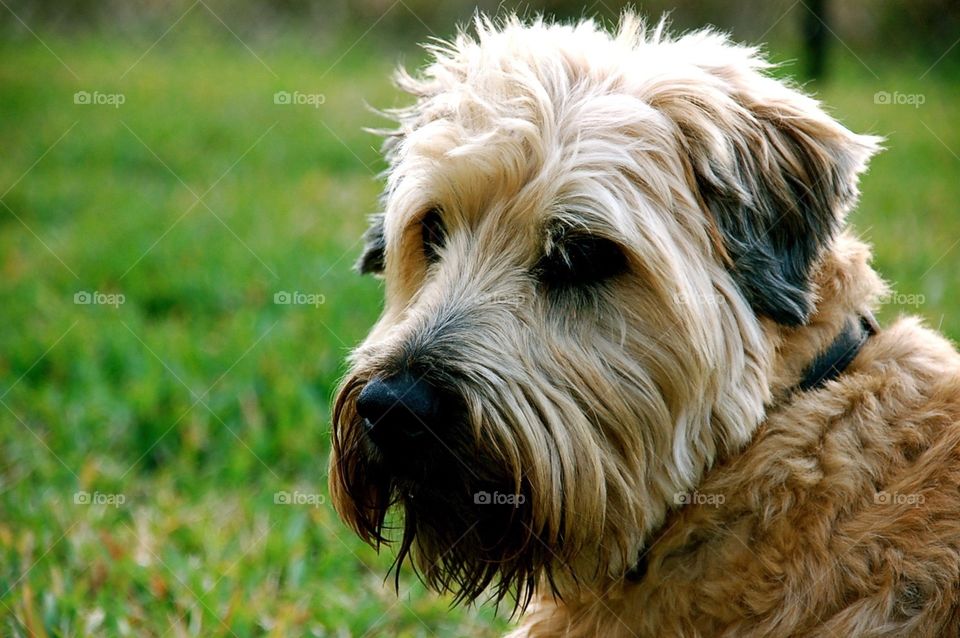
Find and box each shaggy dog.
[329,14,960,637]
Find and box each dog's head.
[330,14,878,606]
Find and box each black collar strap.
[798,312,878,392]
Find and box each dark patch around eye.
[536,229,628,288]
[421,207,446,264]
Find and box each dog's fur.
[329,14,960,637]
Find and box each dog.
[329,14,960,637]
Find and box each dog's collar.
[797,311,878,392]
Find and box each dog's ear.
[356,213,386,275]
[660,38,880,325]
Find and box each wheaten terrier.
[330,14,960,637]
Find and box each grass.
[0,16,957,638]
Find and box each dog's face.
[330,15,877,606]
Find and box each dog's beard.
[329,292,776,616]
[328,287,765,609]
[330,371,596,610]
[392,471,549,609]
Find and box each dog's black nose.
[357,372,439,447]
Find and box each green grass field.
[0,18,957,637]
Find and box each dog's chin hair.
[391,484,553,612]
[331,371,595,611]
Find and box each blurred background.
[0,1,957,635]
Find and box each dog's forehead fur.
[383,17,719,240]
[389,14,776,156]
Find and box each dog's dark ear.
[356,213,386,275]
[661,42,880,325]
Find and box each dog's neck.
[625,232,885,584]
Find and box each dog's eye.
[537,232,627,288]
[421,208,446,265]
